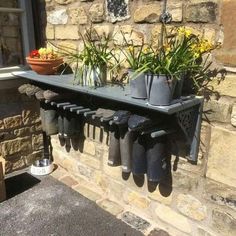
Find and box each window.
[0,0,35,68]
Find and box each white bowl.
[30,159,54,176]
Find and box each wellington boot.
[119,126,133,173]
[146,136,168,182]
[108,126,121,166]
[44,109,58,136]
[132,133,147,175]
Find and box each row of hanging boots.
[108,111,170,182]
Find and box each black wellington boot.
[131,133,147,175]
[40,108,46,132]
[44,108,58,136]
[113,110,132,173]
[146,136,168,182]
[108,125,121,166]
[58,112,64,138]
[63,111,77,138]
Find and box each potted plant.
[77,28,116,87]
[121,37,151,99]
[26,47,63,75]
[144,26,216,106]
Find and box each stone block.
[2,26,18,37]
[73,185,102,202]
[93,25,112,38]
[55,0,73,4]
[197,228,215,236]
[14,127,31,137]
[0,120,4,130]
[206,126,236,188]
[113,25,144,46]
[186,0,218,23]
[68,7,88,25]
[47,9,68,25]
[106,0,130,23]
[134,4,161,23]
[22,103,40,125]
[148,190,172,205]
[107,179,125,201]
[60,175,79,187]
[3,115,22,129]
[32,134,44,151]
[203,97,232,123]
[231,103,236,127]
[121,212,151,232]
[212,209,236,236]
[209,75,236,97]
[169,3,183,22]
[177,194,207,221]
[79,153,101,170]
[5,156,28,173]
[125,191,151,209]
[89,3,104,23]
[1,137,31,157]
[55,25,80,40]
[204,179,236,211]
[83,139,96,156]
[97,200,123,216]
[148,229,170,236]
[155,204,192,234]
[0,180,6,202]
[45,24,54,40]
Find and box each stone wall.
[0,79,43,175]
[39,0,236,235]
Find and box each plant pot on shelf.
[145,74,176,106]
[128,70,147,99]
[26,57,63,75]
[81,65,107,87]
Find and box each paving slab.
[0,173,143,236]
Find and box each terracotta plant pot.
[26,57,63,75]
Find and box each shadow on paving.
[0,174,143,236]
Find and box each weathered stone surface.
[89,3,104,23]
[45,24,54,40]
[148,190,172,205]
[83,139,96,156]
[177,194,207,221]
[155,204,192,234]
[14,127,30,137]
[204,180,236,211]
[186,0,218,23]
[68,7,88,25]
[55,0,73,4]
[97,200,123,215]
[134,4,161,23]
[79,153,100,170]
[47,9,68,25]
[1,137,31,157]
[206,126,236,188]
[209,75,236,97]
[212,209,236,236]
[216,0,236,66]
[3,115,22,129]
[148,229,170,236]
[73,185,102,201]
[0,120,4,130]
[106,0,130,23]
[204,28,216,43]
[197,228,215,236]
[55,25,79,40]
[22,103,40,125]
[169,3,183,22]
[113,25,144,46]
[93,25,112,38]
[126,191,151,209]
[32,134,43,151]
[2,26,18,37]
[60,175,79,187]
[231,104,236,127]
[121,212,151,231]
[203,97,232,123]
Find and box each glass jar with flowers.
[26,47,63,75]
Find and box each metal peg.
[56,102,70,108]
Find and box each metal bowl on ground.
[30,159,54,176]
